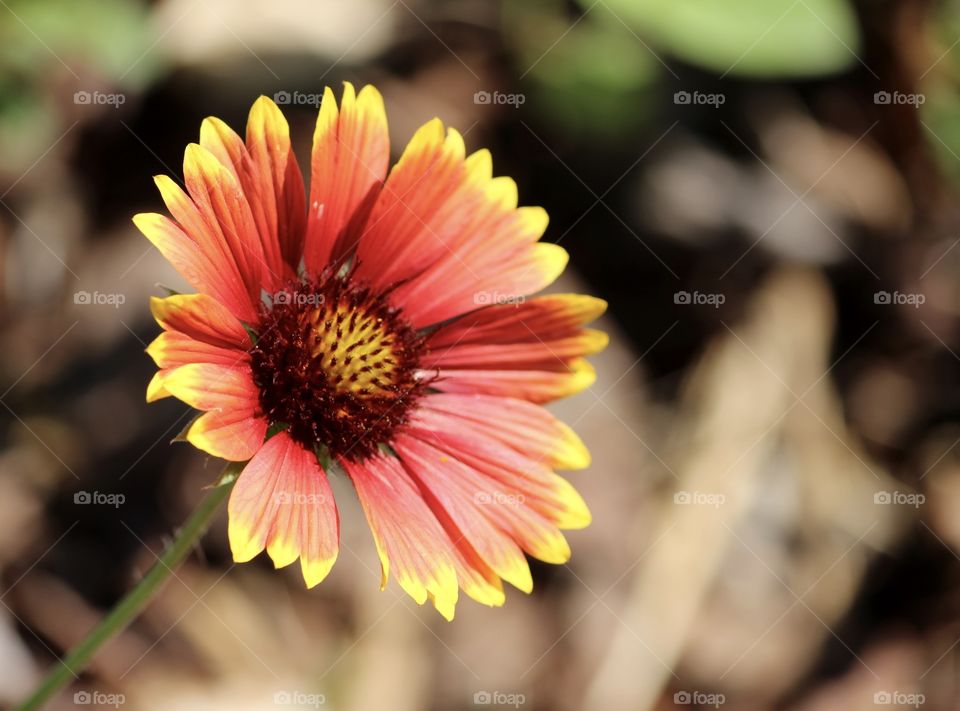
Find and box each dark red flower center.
[250,273,428,461]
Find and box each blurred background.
[2,0,960,709]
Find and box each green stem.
[15,463,240,711]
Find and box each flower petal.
[199,99,307,280]
[198,117,273,277]
[397,239,568,329]
[146,371,172,402]
[133,212,258,324]
[228,431,340,587]
[354,134,568,327]
[428,357,596,404]
[407,407,591,530]
[146,294,251,403]
[150,293,251,350]
[160,362,266,460]
[145,331,249,403]
[181,143,272,290]
[425,294,608,369]
[303,83,389,273]
[145,332,244,394]
[187,408,267,461]
[392,434,537,592]
[419,393,592,470]
[396,432,568,564]
[341,453,459,620]
[396,434,571,566]
[409,478,506,608]
[161,362,258,411]
[245,97,307,272]
[352,120,470,290]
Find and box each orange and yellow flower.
[137,83,606,619]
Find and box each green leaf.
[921,87,960,186]
[598,0,862,78]
[504,0,660,139]
[0,0,158,85]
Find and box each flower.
[137,83,607,619]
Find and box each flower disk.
[251,273,428,461]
